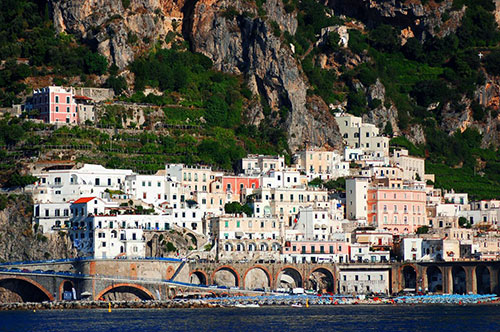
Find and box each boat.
[291,303,303,308]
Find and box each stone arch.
[452,266,467,294]
[308,267,335,293]
[476,265,491,294]
[96,283,155,301]
[276,266,303,289]
[243,265,272,290]
[0,276,54,303]
[185,232,198,249]
[426,265,443,293]
[401,265,417,291]
[212,265,240,287]
[59,280,75,301]
[166,265,176,280]
[190,270,208,285]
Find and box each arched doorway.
[97,284,155,301]
[452,266,467,294]
[426,266,443,293]
[212,267,239,287]
[0,277,53,303]
[60,280,75,300]
[308,268,335,293]
[276,267,303,290]
[190,271,208,285]
[476,266,491,294]
[243,266,271,290]
[402,266,417,291]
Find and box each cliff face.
[325,0,465,42]
[49,0,342,151]
[187,0,341,150]
[49,0,186,69]
[0,195,76,262]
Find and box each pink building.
[367,186,427,235]
[222,176,260,196]
[28,86,78,124]
[282,240,349,263]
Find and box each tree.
[84,52,108,75]
[5,172,38,189]
[458,216,472,229]
[369,24,400,53]
[416,226,429,234]
[308,177,323,187]
[105,76,128,95]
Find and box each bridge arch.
[211,265,240,287]
[426,265,443,293]
[59,280,75,301]
[96,283,155,301]
[190,270,209,285]
[476,265,491,294]
[452,266,467,294]
[308,267,335,293]
[0,276,54,303]
[243,265,272,290]
[401,265,417,291]
[276,266,303,289]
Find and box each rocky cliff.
[0,195,75,262]
[186,0,341,150]
[49,0,342,151]
[325,0,465,42]
[49,0,186,69]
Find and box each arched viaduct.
[0,259,498,303]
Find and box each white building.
[346,177,368,221]
[400,238,423,261]
[335,113,389,157]
[33,202,71,233]
[338,269,390,294]
[32,164,134,203]
[349,243,389,263]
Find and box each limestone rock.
[325,0,465,41]
[187,0,342,151]
[49,0,185,69]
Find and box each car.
[253,288,265,292]
[218,285,229,289]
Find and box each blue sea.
[1,305,499,331]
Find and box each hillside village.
[17,85,500,293]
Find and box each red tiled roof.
[73,197,96,204]
[74,95,93,100]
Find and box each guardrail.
[0,256,183,266]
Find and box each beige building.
[248,187,330,228]
[390,149,425,181]
[165,164,223,192]
[211,215,283,262]
[293,148,350,180]
[240,154,285,175]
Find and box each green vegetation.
[0,0,110,107]
[224,202,253,216]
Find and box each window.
[95,178,100,186]
[55,106,59,112]
[55,96,59,103]
[66,107,70,113]
[66,96,70,103]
